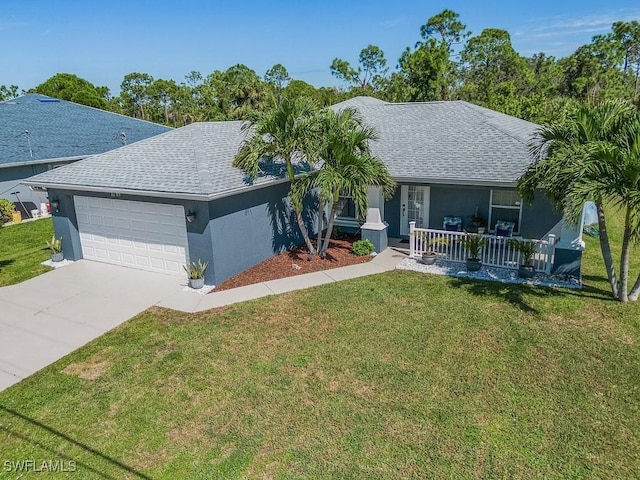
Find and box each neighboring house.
[25,97,583,286]
[0,94,171,215]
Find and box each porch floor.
[397,257,581,290]
[388,237,410,251]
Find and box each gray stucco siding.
[47,183,318,285]
[0,161,75,204]
[47,188,82,261]
[519,191,561,239]
[207,183,318,285]
[428,185,490,231]
[384,183,561,240]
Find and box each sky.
[1,0,639,96]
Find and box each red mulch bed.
[214,234,372,291]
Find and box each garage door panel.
[121,253,135,266]
[94,248,108,260]
[75,196,189,276]
[85,197,101,208]
[164,260,181,274]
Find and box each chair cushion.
[494,221,515,237]
[443,216,462,231]
[444,223,460,232]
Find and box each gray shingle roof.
[26,121,297,198]
[0,94,170,167]
[26,97,540,199]
[334,97,538,185]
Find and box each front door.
[400,185,430,236]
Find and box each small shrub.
[459,233,486,260]
[183,260,208,279]
[508,238,538,266]
[352,239,375,256]
[0,198,14,226]
[46,235,63,254]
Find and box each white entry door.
[75,196,189,276]
[400,185,430,236]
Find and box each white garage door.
[75,196,189,276]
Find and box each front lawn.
[0,218,53,286]
[1,212,639,478]
[1,205,638,478]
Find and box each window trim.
[336,194,358,220]
[334,195,362,228]
[488,189,523,234]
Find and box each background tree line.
[1,9,639,125]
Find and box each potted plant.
[470,207,487,234]
[413,232,449,265]
[508,238,538,278]
[459,233,486,272]
[183,260,208,289]
[46,235,63,262]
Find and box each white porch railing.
[409,222,556,274]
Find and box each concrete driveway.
[0,261,183,392]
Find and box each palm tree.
[292,107,396,257]
[233,97,322,256]
[519,99,640,302]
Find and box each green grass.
[0,210,638,478]
[0,218,53,286]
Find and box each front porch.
[408,224,556,274]
[389,224,581,289]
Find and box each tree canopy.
[5,11,639,125]
[31,73,110,109]
[519,100,640,302]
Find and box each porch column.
[552,204,586,277]
[367,186,384,220]
[360,186,388,253]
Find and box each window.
[489,189,522,233]
[337,195,357,220]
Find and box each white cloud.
[524,9,640,35]
[512,8,640,57]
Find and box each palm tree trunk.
[629,274,640,301]
[295,209,316,258]
[316,200,324,252]
[595,202,619,299]
[288,168,315,258]
[320,203,340,257]
[618,206,632,302]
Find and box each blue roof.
[0,94,171,168]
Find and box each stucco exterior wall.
[47,183,317,285]
[0,161,75,205]
[208,183,317,285]
[385,183,562,240]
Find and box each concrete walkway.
[158,247,408,313]
[0,261,182,392]
[0,248,407,392]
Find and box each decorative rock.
[397,258,581,289]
